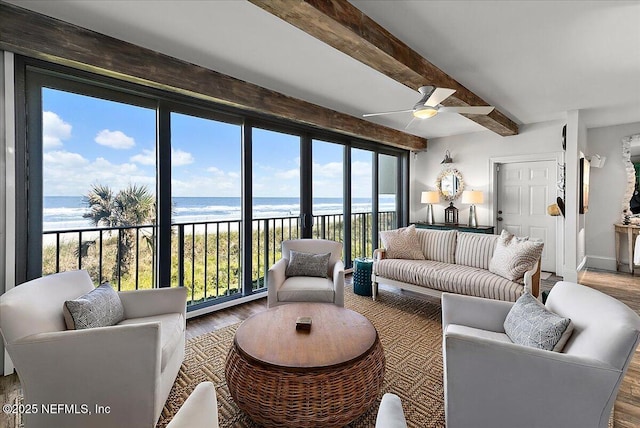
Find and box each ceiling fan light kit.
[363,85,495,126]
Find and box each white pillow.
[489,230,544,282]
[380,225,425,260]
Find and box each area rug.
[157,288,446,427]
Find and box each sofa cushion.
[455,232,498,270]
[380,225,425,260]
[489,230,544,282]
[416,229,457,263]
[285,250,330,278]
[375,259,524,302]
[446,324,513,344]
[63,283,124,330]
[118,313,185,371]
[277,276,335,303]
[504,292,573,352]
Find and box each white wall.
[586,121,640,270]
[411,119,565,225]
[0,50,5,374]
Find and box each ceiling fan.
[363,86,494,128]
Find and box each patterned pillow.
[285,250,330,278]
[504,292,574,352]
[380,225,425,260]
[489,230,544,282]
[63,283,124,330]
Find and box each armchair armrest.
[375,393,407,428]
[9,323,162,426]
[332,260,345,307]
[444,331,621,428]
[118,286,187,319]
[373,248,386,263]
[442,293,513,332]
[267,258,288,306]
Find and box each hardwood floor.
[1,269,638,427]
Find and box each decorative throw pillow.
[489,230,544,282]
[380,225,425,260]
[285,250,331,278]
[504,292,574,352]
[63,283,125,330]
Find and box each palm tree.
[83,184,156,278]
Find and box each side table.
[353,257,373,296]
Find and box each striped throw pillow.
[489,230,544,282]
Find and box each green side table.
[353,257,374,296]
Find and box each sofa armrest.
[8,323,162,426]
[442,293,514,332]
[523,260,541,297]
[373,248,386,263]
[332,260,345,307]
[267,258,288,306]
[444,330,621,428]
[375,393,407,428]
[119,286,187,319]
[167,382,219,428]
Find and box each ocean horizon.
[44,196,395,231]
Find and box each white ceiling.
[7,0,640,140]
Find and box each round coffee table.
[225,303,385,428]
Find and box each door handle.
[497,217,503,221]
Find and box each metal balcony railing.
[42,211,396,308]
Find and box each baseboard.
[586,256,617,271]
[576,257,587,273]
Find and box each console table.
[413,222,495,234]
[615,223,639,274]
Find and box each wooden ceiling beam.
[0,2,426,151]
[250,0,519,136]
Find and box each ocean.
[44,196,396,231]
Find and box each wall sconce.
[589,154,606,168]
[421,191,440,224]
[444,202,459,224]
[462,190,484,227]
[440,150,453,164]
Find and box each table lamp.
[421,191,440,224]
[462,190,484,227]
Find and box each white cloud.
[130,149,155,165]
[207,166,224,176]
[130,148,194,167]
[313,161,342,178]
[172,148,194,166]
[43,150,89,166]
[43,111,72,150]
[275,168,299,180]
[95,129,135,149]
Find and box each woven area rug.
[157,287,446,427]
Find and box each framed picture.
[580,157,590,214]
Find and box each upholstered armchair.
[267,239,344,308]
[167,382,219,428]
[0,270,187,428]
[442,281,640,428]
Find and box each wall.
[586,122,640,270]
[411,119,565,225]
[0,50,5,374]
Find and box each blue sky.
[42,88,374,198]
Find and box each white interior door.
[497,161,557,273]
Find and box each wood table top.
[234,303,377,370]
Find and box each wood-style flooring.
[1,269,638,427]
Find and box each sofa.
[372,226,542,302]
[0,270,187,428]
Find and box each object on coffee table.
[296,316,312,331]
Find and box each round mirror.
[436,169,464,201]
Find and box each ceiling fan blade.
[362,109,414,118]
[404,117,418,130]
[439,106,495,115]
[425,88,456,107]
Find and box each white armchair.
[166,382,219,428]
[375,393,407,428]
[267,239,344,308]
[0,270,187,428]
[442,281,640,428]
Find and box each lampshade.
[462,190,484,205]
[421,191,440,204]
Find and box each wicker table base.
[225,304,385,428]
